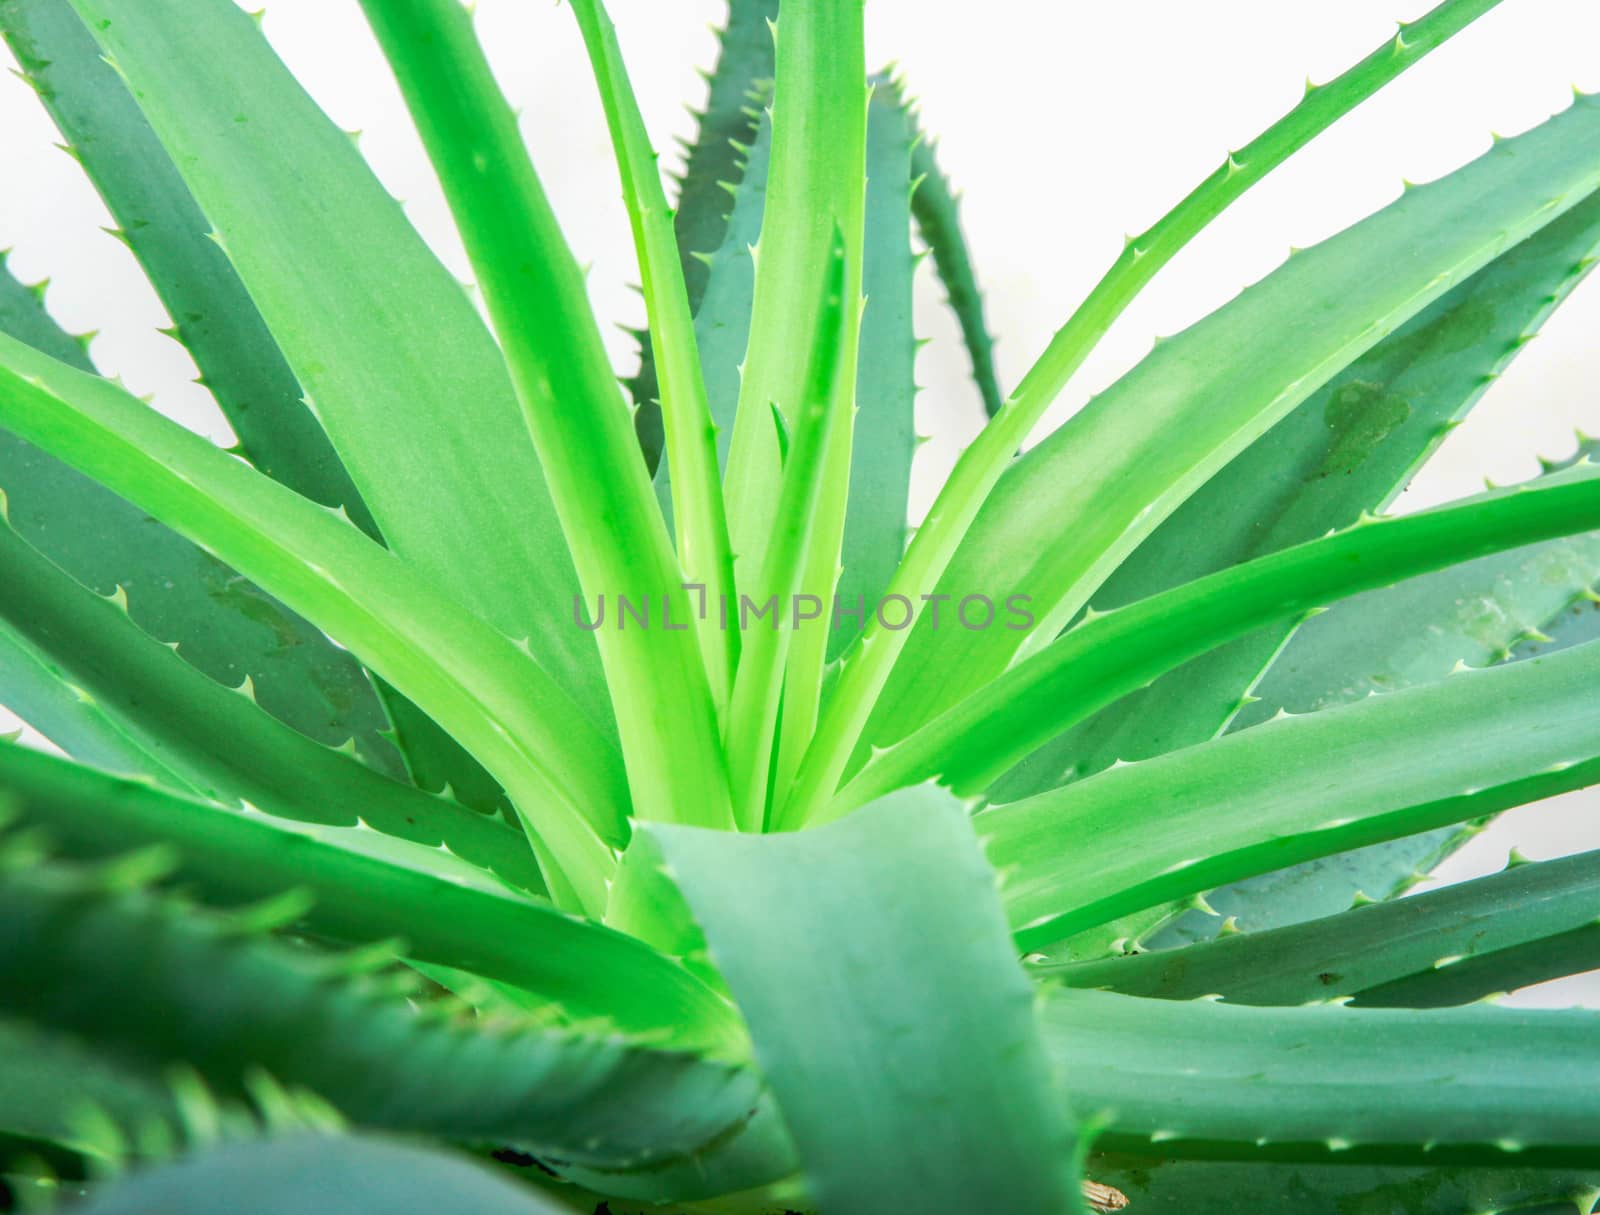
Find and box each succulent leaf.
[837,467,1600,808]
[995,193,1600,803]
[0,254,401,787]
[906,111,1005,419]
[0,331,625,909]
[358,0,733,835]
[629,0,778,469]
[67,0,615,740]
[1045,987,1600,1164]
[982,637,1600,949]
[644,786,1084,1215]
[70,1135,578,1215]
[0,516,545,895]
[1042,848,1600,1006]
[789,0,1511,822]
[0,740,740,1051]
[0,0,375,537]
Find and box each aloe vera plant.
[1,0,1599,1211]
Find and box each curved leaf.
[0,862,757,1171]
[0,742,739,1051]
[0,333,623,908]
[645,787,1083,1215]
[358,0,733,833]
[68,0,612,737]
[74,1135,579,1215]
[983,639,1600,949]
[1044,987,1600,1164]
[0,517,544,894]
[1042,849,1600,1007]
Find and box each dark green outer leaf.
[71,0,613,736]
[0,517,544,894]
[984,639,1600,949]
[0,741,740,1051]
[1042,849,1600,1007]
[0,864,759,1171]
[0,0,374,535]
[1046,987,1600,1164]
[828,75,919,660]
[630,0,778,470]
[0,5,512,810]
[647,787,1082,1215]
[74,1135,582,1214]
[1125,442,1600,952]
[0,1017,176,1163]
[907,118,1004,418]
[0,255,403,781]
[993,192,1600,803]
[1086,1153,1600,1215]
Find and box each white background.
[1,1,1597,1000]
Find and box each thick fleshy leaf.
[1085,1155,1600,1215]
[826,75,919,662]
[69,0,613,737]
[0,332,623,908]
[0,741,738,1050]
[1044,987,1600,1164]
[835,469,1600,811]
[1067,444,1600,960]
[73,1135,578,1215]
[0,517,544,894]
[785,1,1512,823]
[630,0,778,468]
[994,195,1600,803]
[908,115,1004,419]
[0,252,401,786]
[837,84,1600,790]
[983,639,1600,950]
[359,0,732,833]
[1041,849,1600,1007]
[0,0,372,533]
[645,787,1082,1215]
[0,861,757,1170]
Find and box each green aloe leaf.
[0,250,401,787]
[720,0,867,600]
[1041,849,1600,1007]
[569,0,740,711]
[0,516,544,895]
[0,1018,176,1167]
[0,626,199,793]
[0,332,623,908]
[629,0,777,469]
[0,859,757,1170]
[0,0,373,535]
[72,1135,578,1215]
[993,194,1600,804]
[787,0,1510,823]
[982,638,1600,950]
[0,7,506,812]
[358,0,732,833]
[725,231,849,828]
[68,0,613,739]
[834,468,1600,811]
[1117,439,1600,956]
[1086,1155,1600,1215]
[824,73,920,663]
[0,741,739,1051]
[644,787,1083,1215]
[907,109,1005,419]
[1044,987,1600,1164]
